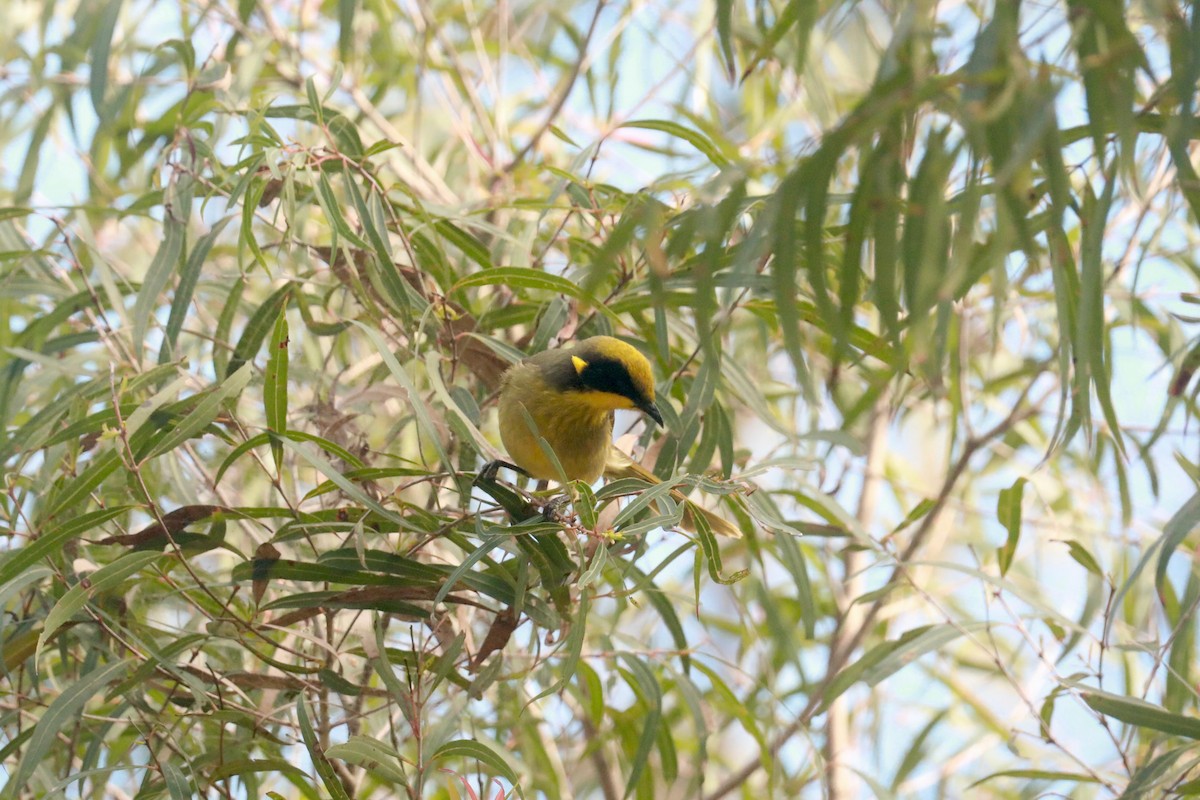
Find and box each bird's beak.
[641,400,664,427]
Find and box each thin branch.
[503,0,608,173]
[704,383,1043,800]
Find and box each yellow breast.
[498,364,614,482]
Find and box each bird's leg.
[476,459,528,484]
[475,465,578,527]
[475,461,545,505]
[475,461,558,522]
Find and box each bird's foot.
[541,494,575,525]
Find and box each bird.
[490,335,741,538]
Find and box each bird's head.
[559,336,663,425]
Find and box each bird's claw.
[541,495,575,525]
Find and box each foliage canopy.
[3,0,1200,798]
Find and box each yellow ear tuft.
[572,355,588,374]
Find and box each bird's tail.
[604,449,743,538]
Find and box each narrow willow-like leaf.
[264,309,289,470]
[143,364,252,462]
[692,507,749,585]
[1079,170,1124,455]
[337,0,357,62]
[741,0,819,80]
[1082,688,1200,740]
[226,283,292,378]
[208,758,312,787]
[5,660,129,799]
[714,0,734,79]
[969,769,1103,789]
[433,537,502,605]
[692,659,769,761]
[775,531,816,638]
[823,624,985,711]
[326,736,408,784]
[37,551,161,662]
[433,219,493,270]
[351,321,459,495]
[239,178,268,270]
[1155,491,1200,597]
[996,477,1027,577]
[1166,562,1200,713]
[161,760,192,800]
[232,558,400,587]
[619,120,731,168]
[530,586,589,704]
[215,429,365,485]
[212,277,245,378]
[296,695,352,800]
[618,654,663,799]
[44,450,123,521]
[430,738,519,785]
[283,437,413,525]
[1122,746,1192,797]
[0,507,132,590]
[162,216,232,363]
[131,217,185,361]
[88,0,123,117]
[453,267,622,326]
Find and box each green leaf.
[233,558,399,587]
[715,0,734,79]
[452,268,621,326]
[337,0,357,62]
[162,216,232,362]
[296,695,352,800]
[213,277,246,378]
[692,507,749,585]
[0,507,133,591]
[143,364,252,462]
[45,450,123,521]
[823,623,986,711]
[351,321,458,495]
[620,119,731,168]
[132,217,185,359]
[741,0,819,81]
[430,738,519,785]
[226,283,293,378]
[1077,170,1124,456]
[618,655,663,799]
[161,760,193,800]
[969,769,1102,788]
[776,533,816,638]
[315,172,368,248]
[434,219,493,269]
[216,429,365,485]
[1081,687,1200,740]
[892,497,936,536]
[1156,491,1200,595]
[5,660,129,799]
[434,537,503,606]
[37,551,161,662]
[89,0,124,118]
[264,309,289,470]
[1062,540,1103,578]
[996,477,1027,577]
[326,736,408,784]
[208,758,312,785]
